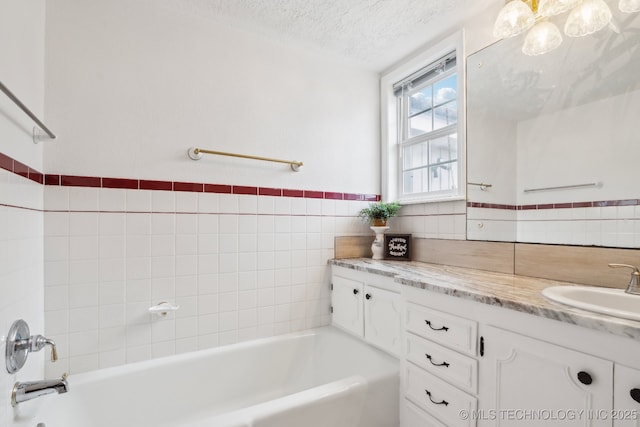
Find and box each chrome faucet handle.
[608,263,640,295]
[29,335,58,362]
[6,320,59,374]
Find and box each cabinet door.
[614,364,640,427]
[331,275,364,337]
[479,325,613,427]
[364,285,402,356]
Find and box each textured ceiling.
[151,0,495,71]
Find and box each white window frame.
[380,31,466,204]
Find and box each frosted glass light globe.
[493,1,536,38]
[523,21,564,55]
[564,0,612,37]
[619,0,640,12]
[538,0,583,16]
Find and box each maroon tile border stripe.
[0,151,379,201]
[61,175,101,187]
[103,177,138,189]
[205,184,231,194]
[2,149,636,208]
[468,200,640,211]
[233,185,258,195]
[140,179,172,191]
[259,187,282,196]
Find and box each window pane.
[409,110,433,137]
[433,75,457,107]
[409,87,432,116]
[429,134,457,164]
[429,162,458,192]
[403,142,428,169]
[403,169,424,194]
[433,101,457,130]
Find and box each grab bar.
[523,182,599,193]
[187,147,303,172]
[0,80,56,142]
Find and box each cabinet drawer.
[405,332,478,393]
[402,399,447,427]
[404,363,477,427]
[405,303,477,356]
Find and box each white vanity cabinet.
[400,283,640,427]
[479,325,613,427]
[614,365,640,426]
[331,266,402,357]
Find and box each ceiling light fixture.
[493,0,637,56]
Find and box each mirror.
[466,9,640,248]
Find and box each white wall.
[41,0,381,374]
[44,0,379,193]
[0,0,46,425]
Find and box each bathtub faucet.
[11,373,69,406]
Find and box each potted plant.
[358,201,401,227]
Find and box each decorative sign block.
[384,234,411,260]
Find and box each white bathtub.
[13,326,399,427]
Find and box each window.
[380,34,464,204]
[396,53,459,198]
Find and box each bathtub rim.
[56,325,397,386]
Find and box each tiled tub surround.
[0,167,45,424]
[43,183,377,377]
[329,258,640,340]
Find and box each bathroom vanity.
[330,260,640,427]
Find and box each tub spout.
[11,374,69,407]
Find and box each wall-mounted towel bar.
[524,182,600,193]
[468,182,492,191]
[187,147,303,172]
[0,80,56,143]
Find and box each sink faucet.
[11,374,69,407]
[608,264,640,295]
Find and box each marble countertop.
[330,258,640,340]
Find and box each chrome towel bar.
[0,80,56,142]
[523,182,599,193]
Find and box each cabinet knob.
[353,289,359,295]
[631,388,640,404]
[577,371,593,385]
[365,293,372,300]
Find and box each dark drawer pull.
[425,354,450,367]
[425,320,449,331]
[353,289,359,295]
[425,389,449,406]
[631,388,640,404]
[365,293,372,300]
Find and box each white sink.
[542,286,640,322]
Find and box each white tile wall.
[0,170,45,426]
[395,200,467,240]
[43,187,370,376]
[467,205,640,247]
